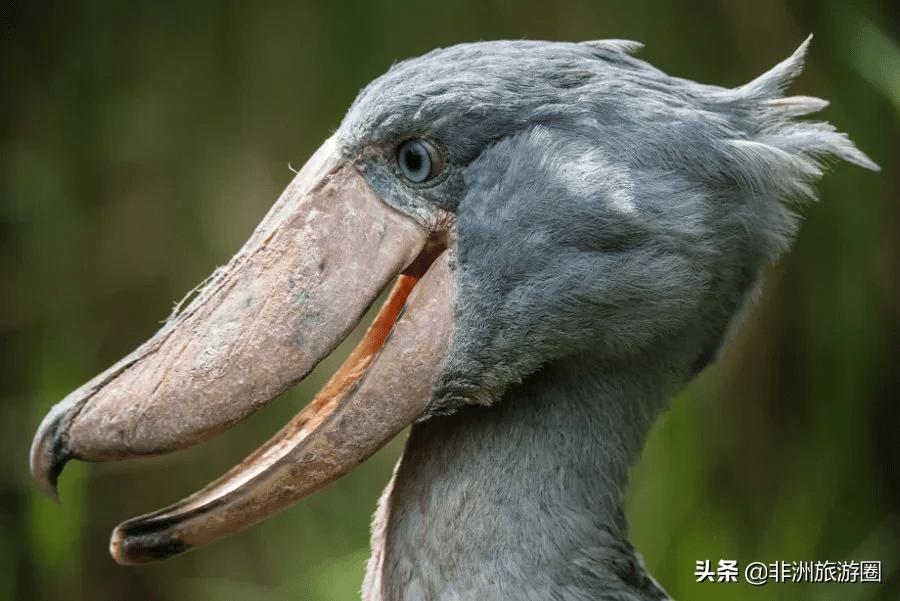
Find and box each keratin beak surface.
[29,134,456,562]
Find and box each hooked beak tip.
[30,406,74,504]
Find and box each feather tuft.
[580,39,644,55]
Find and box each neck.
[363,352,684,601]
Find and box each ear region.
[426,126,713,416]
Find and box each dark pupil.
[404,147,423,173]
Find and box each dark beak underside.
[29,134,456,563]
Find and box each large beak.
[29,134,456,563]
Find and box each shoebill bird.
[30,37,877,600]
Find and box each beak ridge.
[31,133,429,494]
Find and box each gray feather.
[333,37,878,601]
[580,39,645,54]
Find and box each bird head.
[30,38,877,564]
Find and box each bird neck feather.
[363,351,682,601]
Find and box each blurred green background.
[2,1,898,600]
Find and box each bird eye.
[397,139,442,183]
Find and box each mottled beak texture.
[29,134,456,562]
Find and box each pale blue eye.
[398,139,438,183]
